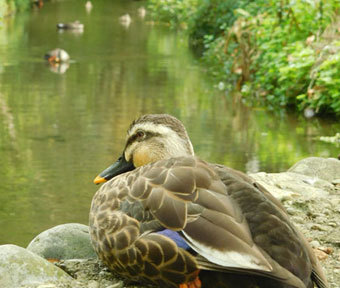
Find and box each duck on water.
[90,114,328,288]
[44,48,70,63]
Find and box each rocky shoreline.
[1,157,339,288]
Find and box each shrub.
[147,0,340,116]
[219,0,340,115]
[147,0,199,27]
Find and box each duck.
[90,114,328,288]
[44,48,70,63]
[85,1,93,12]
[56,20,84,30]
[32,0,43,8]
[138,7,146,19]
[119,14,132,27]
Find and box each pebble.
[87,280,99,288]
[310,224,327,231]
[105,282,124,288]
[291,216,305,224]
[99,279,115,287]
[310,240,321,248]
[307,212,326,219]
[286,207,296,215]
[323,209,330,215]
[99,270,112,277]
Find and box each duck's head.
[94,114,194,184]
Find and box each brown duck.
[90,114,328,288]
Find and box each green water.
[0,0,339,247]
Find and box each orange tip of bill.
[93,175,107,184]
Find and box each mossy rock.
[27,223,97,260]
[0,244,73,288]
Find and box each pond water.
[0,0,339,246]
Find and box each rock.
[310,240,321,248]
[250,171,332,200]
[285,207,296,215]
[27,223,97,260]
[288,157,340,182]
[55,259,131,288]
[106,283,124,288]
[0,244,73,288]
[87,280,100,288]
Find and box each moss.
[0,245,72,287]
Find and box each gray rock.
[310,240,321,248]
[288,157,340,182]
[0,244,72,288]
[87,280,100,288]
[55,259,130,288]
[106,283,124,288]
[27,223,97,260]
[250,171,332,200]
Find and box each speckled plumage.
[89,114,328,288]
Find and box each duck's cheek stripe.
[157,229,190,250]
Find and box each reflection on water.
[48,62,70,74]
[0,0,339,246]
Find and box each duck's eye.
[136,130,145,140]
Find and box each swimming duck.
[44,48,70,63]
[90,114,328,288]
[57,20,84,30]
[85,1,93,12]
[119,14,132,27]
[138,7,146,19]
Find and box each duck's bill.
[93,154,135,184]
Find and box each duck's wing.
[130,157,308,287]
[212,164,287,213]
[212,163,329,288]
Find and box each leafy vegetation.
[147,0,340,116]
[147,0,198,27]
[0,0,31,17]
